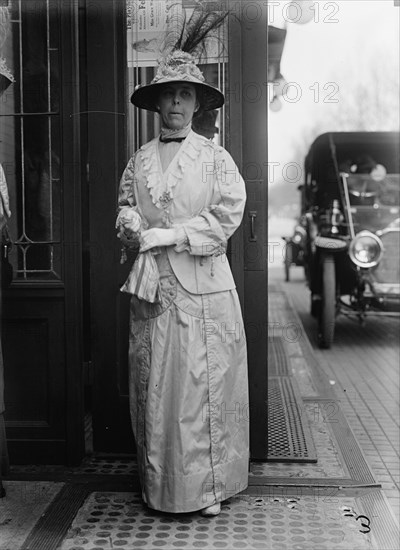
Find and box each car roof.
[305,131,400,177]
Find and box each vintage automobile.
[282,215,307,282]
[301,131,400,348]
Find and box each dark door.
[1,0,84,465]
[84,0,133,452]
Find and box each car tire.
[318,253,336,349]
[311,294,320,318]
[284,242,292,282]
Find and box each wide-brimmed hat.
[131,50,224,112]
[192,109,219,139]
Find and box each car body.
[301,131,400,348]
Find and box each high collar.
[159,122,192,142]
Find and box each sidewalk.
[278,263,400,523]
[1,274,399,550]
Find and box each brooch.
[158,190,173,209]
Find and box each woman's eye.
[160,88,193,99]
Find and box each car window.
[378,174,400,206]
[346,174,400,207]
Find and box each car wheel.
[318,253,336,349]
[284,242,293,282]
[311,294,320,318]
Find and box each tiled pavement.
[273,264,400,523]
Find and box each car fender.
[314,236,348,252]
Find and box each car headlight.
[349,231,383,268]
[292,226,306,244]
[293,233,302,243]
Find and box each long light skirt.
[128,261,249,513]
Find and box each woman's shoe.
[201,502,221,516]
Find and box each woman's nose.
[173,94,180,104]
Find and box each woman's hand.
[118,207,141,233]
[139,228,178,252]
[116,207,142,245]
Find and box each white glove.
[139,228,178,252]
[116,207,141,234]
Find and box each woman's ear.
[194,101,200,113]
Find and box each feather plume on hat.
[131,6,228,112]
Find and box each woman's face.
[157,82,199,130]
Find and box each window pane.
[0,0,62,282]
[22,115,61,242]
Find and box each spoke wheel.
[318,253,336,349]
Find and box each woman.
[116,42,248,516]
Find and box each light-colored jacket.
[118,130,246,295]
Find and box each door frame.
[227,3,269,459]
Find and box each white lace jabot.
[138,130,204,211]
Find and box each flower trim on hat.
[151,50,205,84]
[130,49,223,111]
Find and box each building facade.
[0,0,270,465]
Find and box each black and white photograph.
[0,1,399,549]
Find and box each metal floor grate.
[268,377,316,462]
[267,337,317,462]
[268,336,289,376]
